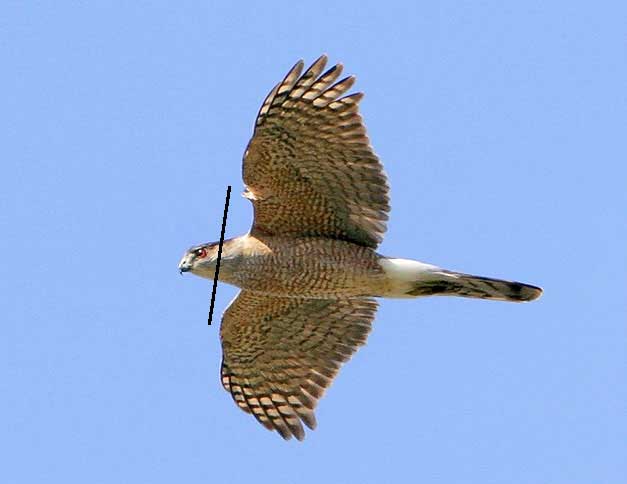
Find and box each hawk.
[178,55,542,441]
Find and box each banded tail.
[379,258,542,302]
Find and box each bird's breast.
[226,236,386,298]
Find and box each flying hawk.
[178,55,542,441]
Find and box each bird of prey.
[178,55,542,441]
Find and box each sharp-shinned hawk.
[178,55,542,441]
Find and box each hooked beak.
[178,255,192,274]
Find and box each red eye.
[195,248,207,258]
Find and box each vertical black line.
[208,185,231,325]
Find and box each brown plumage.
[244,55,389,248]
[219,292,377,441]
[178,55,542,441]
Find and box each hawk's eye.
[195,247,207,258]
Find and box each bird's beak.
[178,254,192,274]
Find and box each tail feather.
[379,258,542,302]
[408,271,543,302]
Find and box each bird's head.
[178,242,221,279]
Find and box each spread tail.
[380,258,542,302]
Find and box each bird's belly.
[230,238,387,298]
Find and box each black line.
[208,185,231,325]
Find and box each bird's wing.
[220,290,378,440]
[242,55,390,249]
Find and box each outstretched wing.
[242,55,390,249]
[220,290,378,440]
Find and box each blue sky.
[1,2,625,483]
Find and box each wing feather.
[243,56,390,248]
[220,291,377,440]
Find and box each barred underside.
[243,55,390,249]
[220,290,378,440]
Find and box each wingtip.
[314,53,328,64]
[285,58,305,76]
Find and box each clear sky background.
[1,2,625,483]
